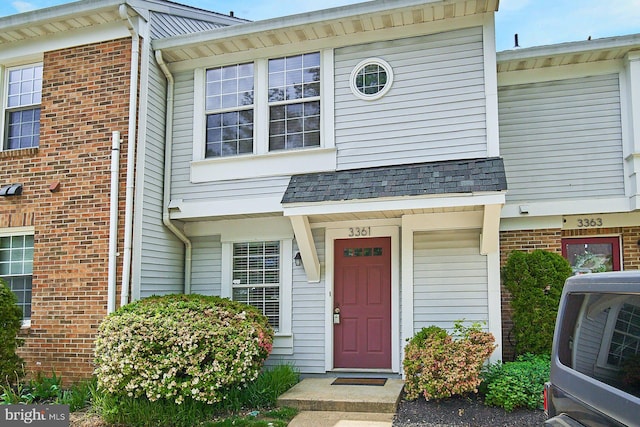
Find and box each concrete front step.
[277,378,404,413]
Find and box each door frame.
[325,225,400,373]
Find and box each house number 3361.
[349,227,370,237]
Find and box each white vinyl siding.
[267,229,326,373]
[190,236,222,296]
[334,27,487,170]
[171,69,291,203]
[499,74,624,202]
[150,13,227,39]
[135,49,185,300]
[413,230,488,333]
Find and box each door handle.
[333,307,340,324]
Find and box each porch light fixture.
[294,252,302,266]
[0,183,23,196]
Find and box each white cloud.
[12,1,37,13]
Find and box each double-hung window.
[4,63,42,150]
[231,241,281,331]
[268,52,320,151]
[205,63,254,158]
[0,234,34,322]
[193,50,335,183]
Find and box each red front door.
[334,237,391,369]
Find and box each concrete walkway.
[277,378,404,427]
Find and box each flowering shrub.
[403,322,496,401]
[94,294,273,405]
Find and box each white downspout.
[107,131,121,314]
[156,49,192,294]
[119,4,139,307]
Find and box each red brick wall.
[0,38,133,382]
[499,225,640,361]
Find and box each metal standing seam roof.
[281,157,507,204]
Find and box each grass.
[91,364,300,427]
[1,371,94,411]
[2,365,300,427]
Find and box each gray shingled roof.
[281,157,507,204]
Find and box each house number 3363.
[576,218,603,228]
[349,227,370,237]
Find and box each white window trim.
[1,62,43,151]
[221,238,293,341]
[349,57,394,101]
[596,296,640,371]
[192,49,336,183]
[0,226,35,328]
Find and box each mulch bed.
[393,393,547,427]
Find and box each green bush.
[481,353,550,411]
[1,371,93,412]
[94,294,274,405]
[403,321,496,401]
[502,250,572,356]
[93,365,299,427]
[0,279,24,385]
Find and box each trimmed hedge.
[502,250,572,356]
[0,279,24,384]
[94,294,273,405]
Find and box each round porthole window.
[350,58,393,101]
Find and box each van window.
[558,292,640,398]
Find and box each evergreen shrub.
[502,250,572,356]
[0,279,24,384]
[403,322,495,401]
[94,294,273,405]
[481,353,550,411]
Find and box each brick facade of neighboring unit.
[0,37,134,382]
[499,225,640,361]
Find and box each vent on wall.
[0,184,23,196]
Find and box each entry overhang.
[289,215,321,283]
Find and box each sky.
[1,0,639,51]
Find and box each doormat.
[331,377,387,386]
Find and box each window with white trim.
[268,52,320,151]
[0,234,33,321]
[205,63,254,158]
[231,241,281,331]
[607,303,640,367]
[349,58,393,101]
[4,63,42,150]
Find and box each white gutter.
[119,4,139,307]
[107,131,121,314]
[155,49,192,294]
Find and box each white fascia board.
[169,197,283,220]
[184,217,293,240]
[154,0,470,51]
[501,197,631,219]
[498,60,623,87]
[499,216,564,232]
[191,148,337,183]
[282,192,506,217]
[497,34,640,62]
[0,22,131,63]
[0,0,122,29]
[164,15,486,73]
